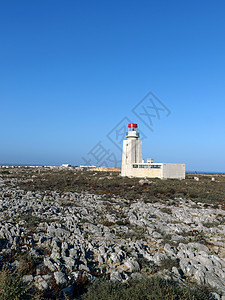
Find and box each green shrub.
[1,170,10,174]
[82,277,214,300]
[158,257,180,271]
[160,207,172,214]
[0,267,32,300]
[137,258,158,274]
[19,213,42,233]
[103,221,115,227]
[16,253,42,275]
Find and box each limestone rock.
[54,271,67,285]
[110,271,122,282]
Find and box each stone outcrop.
[0,174,225,299]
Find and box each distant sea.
[0,163,59,167]
[187,171,225,174]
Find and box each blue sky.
[0,0,225,172]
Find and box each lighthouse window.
[133,164,138,168]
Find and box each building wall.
[128,163,185,179]
[121,139,142,176]
[131,167,162,178]
[162,163,185,179]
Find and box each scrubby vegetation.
[0,266,32,300]
[3,168,225,207]
[81,277,215,300]
[0,268,217,300]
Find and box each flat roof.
[133,163,185,165]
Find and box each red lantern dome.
[128,123,137,128]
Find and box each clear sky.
[0,0,225,172]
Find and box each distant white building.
[79,165,96,169]
[61,164,71,168]
[121,123,185,179]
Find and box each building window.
[132,164,161,169]
[150,165,161,169]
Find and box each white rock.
[110,271,122,282]
[152,231,162,239]
[44,257,57,272]
[23,275,33,283]
[124,257,140,272]
[153,252,167,264]
[54,271,67,285]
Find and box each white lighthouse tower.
[121,123,143,176]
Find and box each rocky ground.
[0,169,225,299]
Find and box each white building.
[79,165,96,170]
[121,123,185,179]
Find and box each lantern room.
[128,123,137,131]
[126,123,139,139]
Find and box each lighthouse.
[121,123,185,179]
[121,123,143,176]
